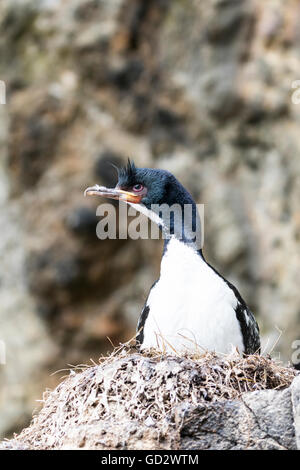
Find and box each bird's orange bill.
[84,185,142,203]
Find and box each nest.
[1,347,298,450]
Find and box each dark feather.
[118,158,136,180]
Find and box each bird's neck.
[160,200,203,253]
[131,194,203,252]
[160,237,206,284]
[162,235,204,262]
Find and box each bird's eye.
[132,184,144,192]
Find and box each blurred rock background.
[0,0,299,438]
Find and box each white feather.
[141,237,244,355]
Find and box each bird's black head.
[85,159,202,250]
[116,159,196,209]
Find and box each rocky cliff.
[0,0,300,438]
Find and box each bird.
[85,160,260,356]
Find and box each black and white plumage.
[85,160,260,356]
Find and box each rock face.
[181,388,296,450]
[0,352,299,450]
[0,0,300,437]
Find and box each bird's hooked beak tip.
[84,184,106,197]
[83,184,142,203]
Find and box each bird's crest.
[118,158,137,182]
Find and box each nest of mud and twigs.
[1,346,298,450]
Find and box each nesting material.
[1,347,297,450]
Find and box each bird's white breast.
[141,238,244,355]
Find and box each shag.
[85,160,260,355]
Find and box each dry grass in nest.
[1,346,298,449]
